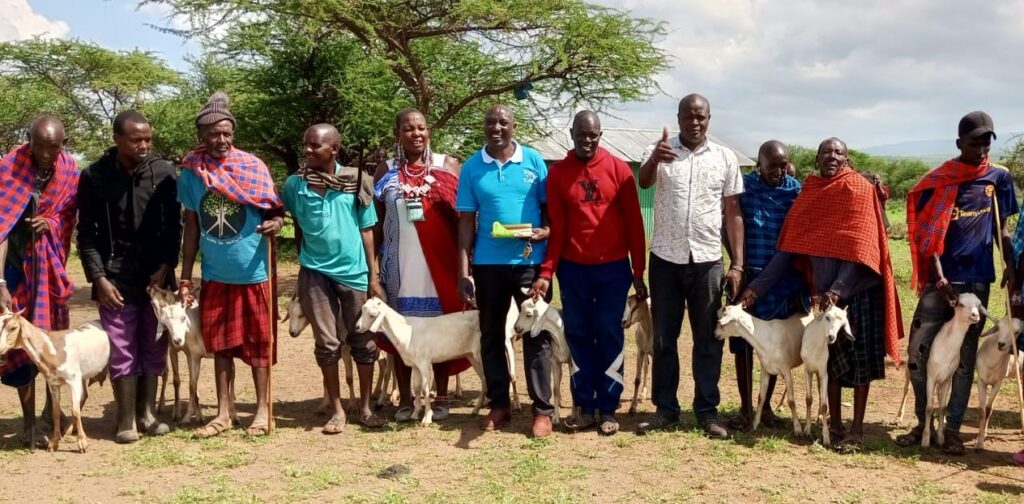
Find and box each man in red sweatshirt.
[530,110,648,435]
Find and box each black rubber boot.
[137,374,169,436]
[113,377,140,444]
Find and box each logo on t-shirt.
[199,192,247,243]
[522,168,539,185]
[578,179,602,203]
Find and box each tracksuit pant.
[556,259,633,415]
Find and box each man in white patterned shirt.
[636,94,745,439]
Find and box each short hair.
[113,110,149,135]
[394,108,425,131]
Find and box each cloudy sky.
[5,0,1024,153]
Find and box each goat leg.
[752,368,770,431]
[922,378,935,448]
[803,372,814,436]
[628,352,642,415]
[976,382,989,450]
[895,367,910,427]
[420,365,434,425]
[781,369,799,436]
[47,384,61,452]
[453,372,463,400]
[71,379,88,453]
[820,373,830,448]
[470,355,487,415]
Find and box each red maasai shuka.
[182,146,282,210]
[906,157,989,295]
[376,165,472,376]
[0,144,77,374]
[777,167,904,365]
[199,280,277,367]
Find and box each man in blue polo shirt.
[457,104,554,437]
[283,123,384,432]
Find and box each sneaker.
[532,414,553,438]
[636,414,679,435]
[701,418,730,440]
[481,407,511,431]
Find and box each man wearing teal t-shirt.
[283,124,384,432]
[456,105,554,437]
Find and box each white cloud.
[0,0,69,41]
[596,0,1024,153]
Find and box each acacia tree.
[141,0,669,167]
[0,38,180,158]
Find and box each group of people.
[0,90,1022,461]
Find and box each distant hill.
[861,134,1020,165]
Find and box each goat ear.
[980,325,999,338]
[843,321,855,341]
[978,305,999,324]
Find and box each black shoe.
[636,414,679,435]
[701,418,730,440]
[564,412,597,432]
[894,425,924,447]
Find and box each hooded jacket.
[77,147,181,303]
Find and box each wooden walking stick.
[265,236,275,434]
[991,190,1024,432]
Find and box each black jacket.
[77,148,181,303]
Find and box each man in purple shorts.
[77,110,181,443]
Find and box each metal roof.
[528,127,755,167]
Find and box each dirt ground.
[1,261,1023,504]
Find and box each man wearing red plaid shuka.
[176,92,284,438]
[0,116,78,446]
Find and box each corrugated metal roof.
[528,128,756,167]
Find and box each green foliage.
[0,38,181,159]
[141,0,669,166]
[787,144,931,200]
[999,136,1024,189]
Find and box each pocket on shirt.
[302,202,327,231]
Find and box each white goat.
[974,315,1023,450]
[922,293,990,448]
[622,295,653,415]
[281,293,394,410]
[800,304,853,448]
[453,301,520,410]
[514,294,571,425]
[148,286,238,425]
[714,304,815,435]
[354,297,487,425]
[0,313,109,453]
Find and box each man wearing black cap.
[897,111,1018,454]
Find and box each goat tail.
[775,379,787,410]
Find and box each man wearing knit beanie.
[177,91,285,437]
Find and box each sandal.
[245,418,274,437]
[598,415,619,436]
[358,412,387,428]
[195,418,232,439]
[894,425,924,447]
[322,415,346,435]
[394,406,415,423]
[834,433,864,454]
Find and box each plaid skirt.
[828,284,887,387]
[200,280,276,367]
